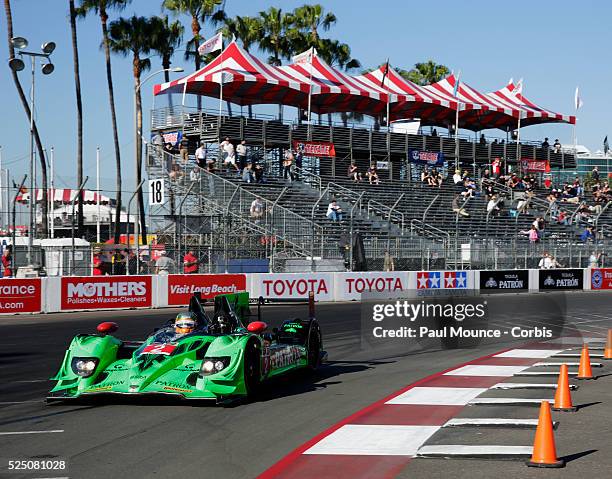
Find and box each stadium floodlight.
[41,62,54,75]
[41,42,56,55]
[8,57,25,72]
[171,67,184,72]
[11,36,28,49]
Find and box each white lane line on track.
[532,361,602,367]
[515,371,577,376]
[491,382,578,390]
[417,445,533,458]
[11,379,50,383]
[0,400,42,405]
[443,418,555,428]
[444,365,529,377]
[304,424,439,456]
[469,398,553,406]
[385,387,487,406]
[0,430,64,435]
[494,349,563,358]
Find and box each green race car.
[48,292,326,404]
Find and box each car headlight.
[200,357,230,376]
[71,357,99,377]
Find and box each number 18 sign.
[148,178,165,205]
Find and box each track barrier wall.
[0,269,607,315]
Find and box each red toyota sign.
[292,140,336,157]
[167,274,246,306]
[61,276,152,310]
[0,278,42,314]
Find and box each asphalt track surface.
[0,291,610,479]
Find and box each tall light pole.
[133,67,183,271]
[8,37,55,268]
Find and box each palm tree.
[258,7,293,119]
[289,4,336,44]
[152,15,183,108]
[406,60,450,86]
[4,0,49,237]
[216,14,261,118]
[69,0,84,236]
[108,15,158,245]
[78,0,130,244]
[162,0,223,110]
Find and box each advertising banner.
[61,276,152,310]
[251,273,334,302]
[292,140,336,157]
[0,278,42,314]
[480,270,529,291]
[167,274,246,305]
[591,268,612,290]
[520,159,549,173]
[417,271,468,289]
[409,149,444,166]
[337,272,410,301]
[538,269,583,290]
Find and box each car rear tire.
[244,340,261,399]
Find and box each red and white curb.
[258,337,605,479]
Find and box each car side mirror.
[97,322,118,335]
[247,321,267,334]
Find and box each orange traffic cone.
[576,344,595,380]
[604,330,612,360]
[552,364,576,412]
[526,401,565,468]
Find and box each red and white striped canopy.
[488,82,576,127]
[16,189,110,205]
[154,41,306,107]
[154,43,575,131]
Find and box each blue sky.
[0,0,608,195]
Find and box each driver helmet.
[174,312,197,335]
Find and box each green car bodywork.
[48,292,324,403]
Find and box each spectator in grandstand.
[528,225,539,243]
[126,249,137,275]
[492,157,501,177]
[242,162,254,183]
[327,199,344,221]
[236,140,248,171]
[366,164,380,185]
[283,149,295,182]
[431,128,438,137]
[589,251,603,268]
[487,195,501,216]
[383,250,395,272]
[452,169,463,186]
[592,166,600,182]
[553,139,561,153]
[557,209,569,225]
[190,167,200,183]
[152,132,164,163]
[195,141,207,169]
[492,139,498,146]
[155,251,175,275]
[1,246,13,277]
[163,142,176,172]
[452,194,470,217]
[113,249,126,275]
[295,148,303,181]
[580,225,595,242]
[517,191,533,214]
[348,162,361,182]
[220,137,238,172]
[507,174,521,189]
[539,252,561,269]
[542,137,550,149]
[169,162,184,182]
[183,250,199,274]
[250,197,264,221]
[92,248,103,276]
[431,169,443,187]
[254,163,265,183]
[179,136,189,164]
[480,134,486,145]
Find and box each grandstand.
[146,41,611,272]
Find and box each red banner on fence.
[520,159,550,173]
[0,278,42,314]
[61,276,152,310]
[167,274,246,306]
[591,268,612,290]
[292,140,336,157]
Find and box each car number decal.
[141,343,176,355]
